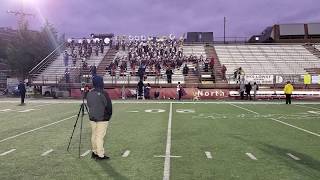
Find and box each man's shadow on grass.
[232,135,320,179]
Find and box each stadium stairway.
[303,44,320,58]
[205,45,225,84]
[96,48,118,77]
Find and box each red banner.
[71,88,230,99]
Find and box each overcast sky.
[0,0,319,38]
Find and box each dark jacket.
[86,89,112,122]
[245,84,252,94]
[18,83,26,94]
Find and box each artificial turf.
[0,100,319,180]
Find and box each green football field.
[0,99,320,180]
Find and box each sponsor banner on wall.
[71,88,230,99]
[245,75,274,84]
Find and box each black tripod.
[67,97,89,158]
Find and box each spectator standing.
[144,83,151,99]
[239,82,245,100]
[137,80,144,99]
[166,68,173,83]
[183,64,189,76]
[284,81,294,104]
[245,82,252,100]
[18,81,26,105]
[177,82,183,100]
[65,68,70,83]
[63,50,69,67]
[221,65,227,81]
[252,82,259,100]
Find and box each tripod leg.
[79,104,85,158]
[67,104,83,152]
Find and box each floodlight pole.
[224,17,226,44]
[7,0,34,30]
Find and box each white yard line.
[122,150,130,157]
[0,109,12,112]
[80,150,91,157]
[287,153,300,161]
[163,102,173,180]
[41,149,54,156]
[0,149,16,156]
[246,153,257,160]
[308,111,320,115]
[228,103,259,114]
[154,155,181,158]
[0,115,76,143]
[17,109,35,112]
[229,103,320,137]
[295,104,320,111]
[205,151,213,159]
[269,118,320,137]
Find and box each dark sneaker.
[91,152,99,159]
[96,155,110,161]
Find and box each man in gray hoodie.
[86,76,112,160]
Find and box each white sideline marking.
[122,150,130,157]
[0,109,12,112]
[246,153,257,160]
[0,115,76,143]
[229,103,320,138]
[0,149,16,156]
[163,103,173,180]
[154,155,181,158]
[127,111,139,113]
[18,109,36,113]
[307,111,320,115]
[205,151,213,159]
[80,150,91,157]
[295,104,320,110]
[41,149,54,156]
[287,153,300,161]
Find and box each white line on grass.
[80,150,91,157]
[269,118,320,137]
[246,153,257,160]
[229,103,320,138]
[163,102,173,180]
[0,149,16,156]
[205,151,213,159]
[122,150,130,157]
[41,149,54,156]
[287,153,300,161]
[308,111,320,115]
[0,109,12,112]
[295,104,320,110]
[0,115,76,143]
[18,109,36,113]
[154,155,181,158]
[228,103,259,114]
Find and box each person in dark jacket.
[183,64,189,76]
[245,82,252,100]
[18,81,26,105]
[86,76,112,160]
[166,68,173,83]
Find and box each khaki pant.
[90,121,108,157]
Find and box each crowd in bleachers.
[106,38,217,83]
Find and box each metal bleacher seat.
[215,44,320,77]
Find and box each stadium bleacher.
[215,44,320,76]
[32,46,109,84]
